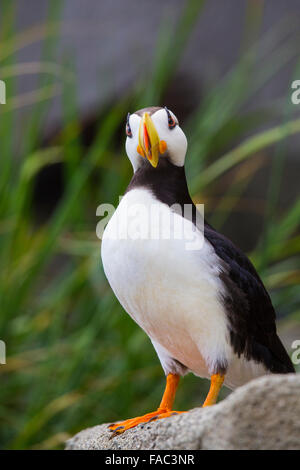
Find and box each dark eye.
[126,112,132,138]
[165,107,177,129]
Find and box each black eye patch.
[126,112,132,138]
[164,107,177,129]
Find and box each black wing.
[204,222,294,374]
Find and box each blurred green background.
[0,0,299,449]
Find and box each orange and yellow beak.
[137,112,167,168]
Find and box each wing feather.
[204,222,294,373]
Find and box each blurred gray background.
[13,0,300,250]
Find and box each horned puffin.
[101,106,294,436]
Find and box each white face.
[125,108,188,171]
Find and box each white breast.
[102,189,230,374]
[101,188,266,388]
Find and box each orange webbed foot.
[108,374,185,438]
[108,408,186,438]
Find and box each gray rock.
[66,373,300,450]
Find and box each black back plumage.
[127,156,294,374]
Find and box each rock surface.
[66,374,299,450]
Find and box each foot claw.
[109,430,123,440]
[148,415,159,422]
[111,425,124,432]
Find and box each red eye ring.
[165,106,177,129]
[126,112,132,138]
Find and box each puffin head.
[125,106,187,171]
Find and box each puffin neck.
[125,157,193,208]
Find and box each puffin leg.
[202,373,224,407]
[108,373,185,436]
